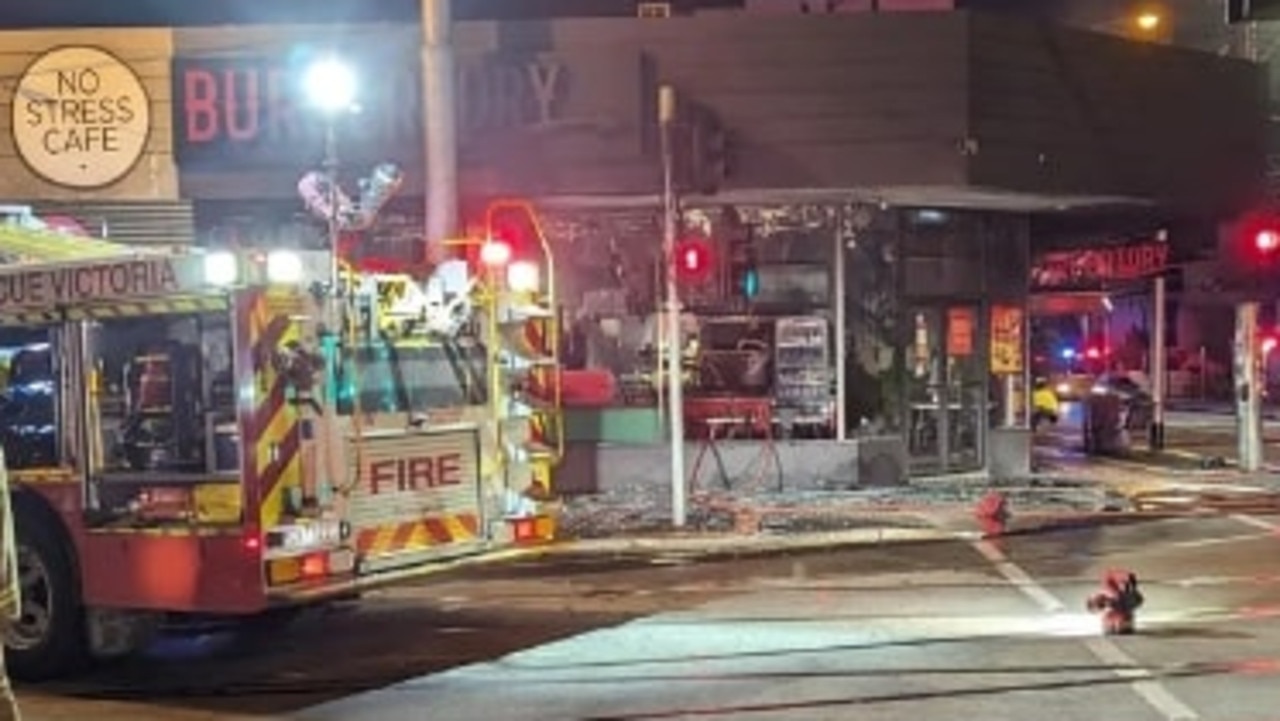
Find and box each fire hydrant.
[1086,569,1144,635]
[974,491,1010,537]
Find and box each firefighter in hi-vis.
[0,449,21,720]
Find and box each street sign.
[1227,0,1280,23]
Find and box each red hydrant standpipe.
[1086,569,1144,635]
[974,491,1010,537]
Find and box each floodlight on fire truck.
[266,250,305,284]
[507,260,540,293]
[480,238,513,267]
[204,250,239,286]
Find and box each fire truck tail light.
[241,528,263,555]
[506,260,540,293]
[301,553,328,578]
[204,251,239,286]
[266,250,304,284]
[266,558,300,586]
[265,553,331,587]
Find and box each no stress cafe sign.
[10,46,152,189]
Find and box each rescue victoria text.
[0,258,179,308]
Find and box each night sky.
[0,0,1051,28]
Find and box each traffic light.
[677,103,731,195]
[691,108,729,195]
[728,239,759,300]
[1228,0,1280,22]
[673,237,714,284]
[1258,228,1280,253]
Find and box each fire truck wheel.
[6,505,88,680]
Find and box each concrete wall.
[558,436,908,498]
[170,11,1264,208]
[967,14,1265,214]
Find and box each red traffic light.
[1258,229,1280,253]
[674,238,714,282]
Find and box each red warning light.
[674,238,714,283]
[1258,229,1280,253]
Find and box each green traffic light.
[741,267,760,298]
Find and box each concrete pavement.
[298,513,1280,721]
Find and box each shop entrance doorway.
[905,304,987,474]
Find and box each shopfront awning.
[1029,292,1111,316]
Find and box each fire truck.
[0,203,562,679]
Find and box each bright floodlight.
[1135,13,1160,32]
[304,57,357,114]
[204,251,239,286]
[507,261,540,293]
[266,250,305,284]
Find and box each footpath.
[533,457,1280,561]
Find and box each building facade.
[3,10,1264,484]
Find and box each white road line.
[970,538,1200,721]
[1165,532,1273,549]
[1231,513,1278,532]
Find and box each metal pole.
[324,123,342,320]
[1236,301,1264,471]
[422,0,459,244]
[659,85,686,528]
[1004,375,1017,427]
[1149,231,1167,450]
[833,229,847,440]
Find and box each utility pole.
[1237,301,1265,470]
[1149,229,1168,450]
[1237,18,1265,471]
[422,0,459,245]
[659,85,687,528]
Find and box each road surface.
[18,512,1280,720]
[1039,403,1280,469]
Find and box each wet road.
[20,512,1280,720]
[1039,403,1280,468]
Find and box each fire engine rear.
[0,204,561,679]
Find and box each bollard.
[974,491,1010,537]
[1086,569,1144,635]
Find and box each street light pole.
[659,84,687,528]
[1236,19,1264,471]
[1150,229,1167,451]
[422,0,459,245]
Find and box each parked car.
[1082,372,1154,454]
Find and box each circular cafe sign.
[10,46,151,188]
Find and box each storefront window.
[843,226,900,436]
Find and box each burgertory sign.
[10,46,151,188]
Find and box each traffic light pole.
[659,85,687,528]
[1233,19,1265,473]
[1236,301,1264,471]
